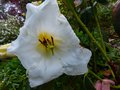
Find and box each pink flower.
[95,80,102,90]
[95,79,115,90]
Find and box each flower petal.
[8,33,63,87]
[102,79,115,85]
[21,0,60,37]
[37,0,59,23]
[102,79,115,90]
[56,14,80,45]
[26,0,58,20]
[7,26,37,56]
[54,14,91,75]
[95,80,102,90]
[61,47,91,75]
[28,58,63,87]
[26,3,38,19]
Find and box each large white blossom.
[7,0,92,87]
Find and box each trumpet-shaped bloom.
[7,0,92,87]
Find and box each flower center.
[38,32,55,55]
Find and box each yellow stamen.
[37,32,56,56]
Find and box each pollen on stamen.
[37,32,56,56]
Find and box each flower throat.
[38,32,55,55]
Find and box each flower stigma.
[37,32,56,56]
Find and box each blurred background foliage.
[0,0,120,90]
[0,15,20,44]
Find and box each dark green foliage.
[32,75,95,90]
[80,6,96,30]
[95,0,109,5]
[0,58,28,90]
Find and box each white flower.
[7,0,92,88]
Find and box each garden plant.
[0,0,120,90]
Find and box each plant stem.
[89,69,102,80]
[89,70,118,89]
[111,85,120,89]
[90,1,106,52]
[87,76,96,88]
[65,0,116,80]
[67,1,109,62]
[94,11,106,52]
